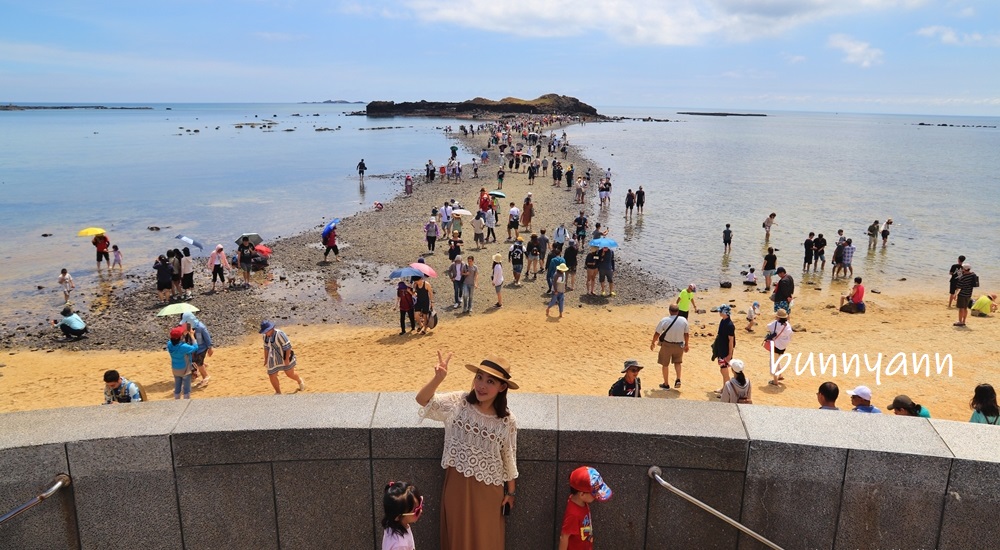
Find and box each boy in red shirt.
[560,466,612,550]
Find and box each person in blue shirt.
[167,326,198,400]
[180,312,213,387]
[103,370,142,404]
[51,306,87,340]
[847,385,881,413]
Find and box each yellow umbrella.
[77,227,107,237]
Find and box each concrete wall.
[1,393,999,550]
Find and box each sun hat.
[887,394,915,411]
[169,326,186,340]
[464,355,519,389]
[516,236,524,242]
[621,359,643,373]
[259,320,276,334]
[569,466,612,501]
[846,385,873,401]
[429,217,436,222]
[729,359,745,373]
[492,253,503,263]
[775,309,788,319]
[718,304,732,315]
[556,263,569,272]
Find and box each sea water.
[1,104,998,315]
[571,107,1000,295]
[0,103,460,310]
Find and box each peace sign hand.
[434,350,452,381]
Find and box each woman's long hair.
[734,371,747,386]
[971,383,999,417]
[465,373,510,419]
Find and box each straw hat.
[556,263,569,272]
[775,309,788,319]
[492,253,503,263]
[465,355,519,389]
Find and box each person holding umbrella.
[260,320,305,394]
[323,224,340,262]
[180,312,213,387]
[92,232,111,271]
[237,236,255,288]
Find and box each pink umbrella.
[409,262,437,278]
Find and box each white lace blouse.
[419,391,519,486]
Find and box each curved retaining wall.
[1,393,998,549]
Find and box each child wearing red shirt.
[560,466,612,550]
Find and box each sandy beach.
[1,120,997,422]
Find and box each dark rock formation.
[365,94,600,118]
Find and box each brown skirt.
[440,467,505,550]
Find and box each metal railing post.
[648,466,784,550]
[0,474,72,526]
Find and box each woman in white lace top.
[416,351,519,550]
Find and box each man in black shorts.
[812,233,827,271]
[635,186,645,214]
[574,211,588,243]
[237,237,255,288]
[948,255,967,308]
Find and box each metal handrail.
[648,466,784,550]
[0,474,72,526]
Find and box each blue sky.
[1,1,997,115]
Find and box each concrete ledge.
[1,394,997,549]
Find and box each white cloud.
[828,34,884,67]
[917,25,1000,46]
[782,53,807,64]
[372,0,929,45]
[957,6,975,18]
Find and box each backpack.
[132,381,148,403]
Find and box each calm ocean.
[1,104,998,314]
[573,107,1000,295]
[0,103,458,311]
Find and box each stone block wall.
[1,393,998,549]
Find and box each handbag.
[762,324,786,352]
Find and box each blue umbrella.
[589,237,618,249]
[175,234,205,250]
[389,267,424,279]
[321,218,341,239]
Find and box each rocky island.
[365,94,601,118]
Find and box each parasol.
[235,233,263,246]
[175,235,205,250]
[157,303,200,316]
[389,267,424,279]
[322,218,341,239]
[409,262,437,278]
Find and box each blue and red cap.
[569,466,612,501]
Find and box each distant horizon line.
[3,100,1000,119]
